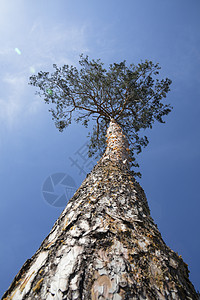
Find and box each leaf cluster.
[29,55,172,176]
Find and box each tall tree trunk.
[2,119,198,300]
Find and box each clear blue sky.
[0,0,200,295]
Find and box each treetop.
[29,55,172,176]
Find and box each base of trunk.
[2,159,198,300]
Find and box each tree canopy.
[29,55,172,176]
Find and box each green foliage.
[29,55,172,176]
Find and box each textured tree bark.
[2,119,198,300]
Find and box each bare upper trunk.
[2,119,198,300]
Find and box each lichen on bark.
[2,119,198,300]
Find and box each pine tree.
[2,56,198,299]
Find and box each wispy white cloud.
[0,20,90,129]
[0,74,27,128]
[27,21,89,67]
